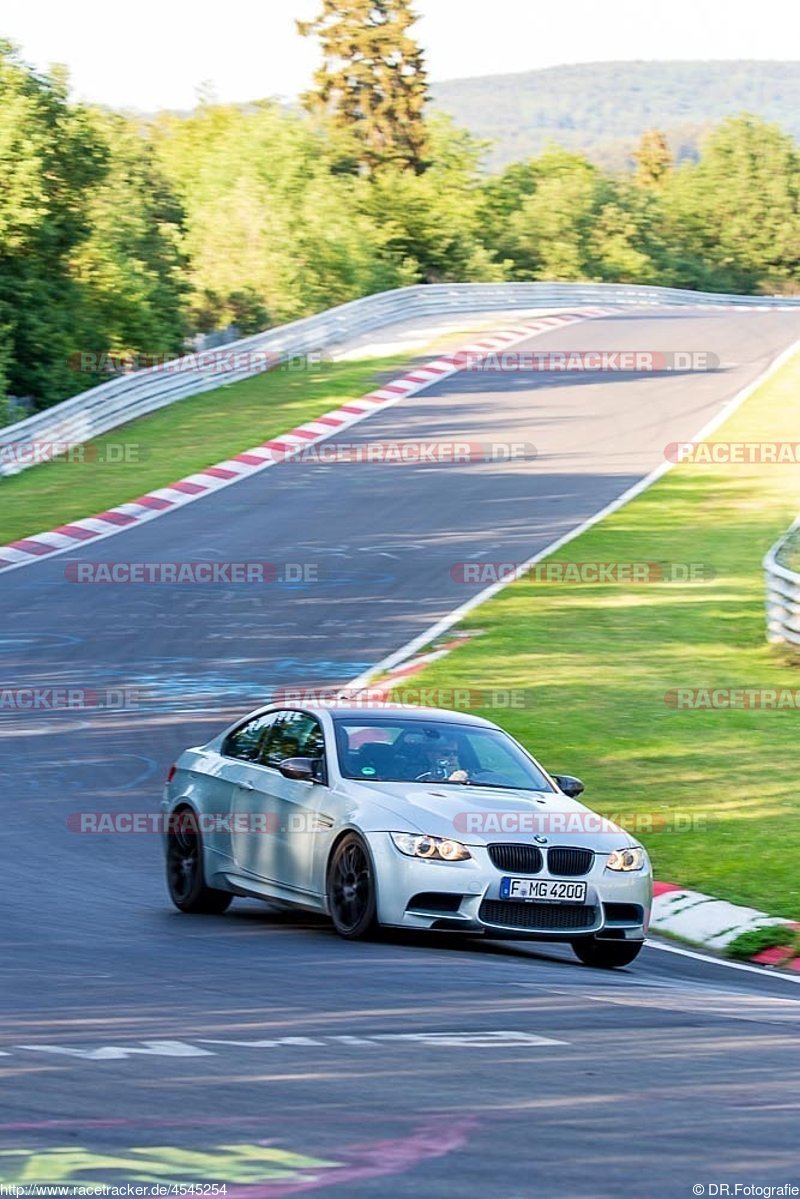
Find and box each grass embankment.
[0,354,412,545]
[387,353,800,919]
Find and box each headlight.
[390,832,471,862]
[606,846,647,872]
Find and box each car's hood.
[347,780,636,849]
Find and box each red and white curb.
[652,881,800,967]
[0,308,614,575]
[345,639,468,702]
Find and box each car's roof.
[257,702,499,728]
[329,703,496,726]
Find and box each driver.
[420,736,469,783]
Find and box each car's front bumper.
[368,833,651,941]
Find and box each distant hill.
[431,60,800,172]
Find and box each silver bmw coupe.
[163,703,652,968]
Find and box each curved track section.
[3,307,800,1198]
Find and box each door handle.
[239,781,255,792]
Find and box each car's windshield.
[333,718,554,790]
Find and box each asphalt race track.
[3,307,800,1198]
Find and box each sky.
[1,0,795,111]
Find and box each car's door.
[231,710,331,898]
[201,710,281,867]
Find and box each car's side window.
[299,718,325,759]
[260,711,326,771]
[260,713,298,768]
[222,713,278,762]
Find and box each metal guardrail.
[765,520,800,647]
[2,281,800,478]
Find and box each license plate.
[500,877,587,903]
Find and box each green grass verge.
[386,352,800,920]
[0,354,412,545]
[726,924,799,961]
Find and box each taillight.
[166,764,177,783]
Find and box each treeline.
[1,38,799,416]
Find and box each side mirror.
[278,757,325,783]
[552,773,585,798]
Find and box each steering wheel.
[414,768,470,783]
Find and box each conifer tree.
[298,0,430,174]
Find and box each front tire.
[327,833,378,940]
[572,937,643,969]
[166,808,232,914]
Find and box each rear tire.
[166,808,232,914]
[327,833,378,940]
[572,937,643,969]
